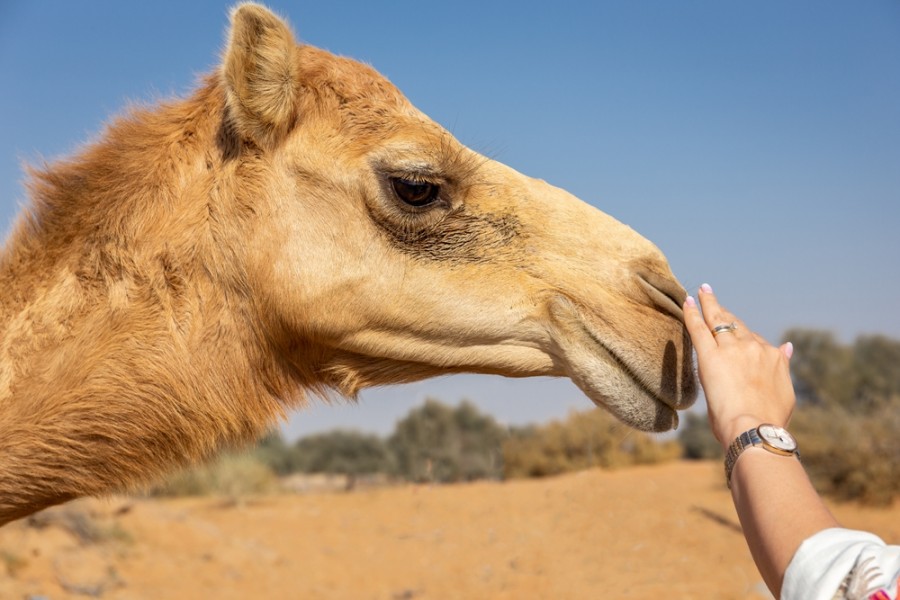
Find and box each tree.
[253,430,302,475]
[850,335,900,411]
[678,412,722,460]
[784,329,900,413]
[784,329,853,408]
[389,399,505,483]
[293,430,393,489]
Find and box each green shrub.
[389,399,505,483]
[293,429,394,488]
[678,412,723,460]
[786,329,900,413]
[253,430,304,475]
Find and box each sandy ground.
[2,461,898,600]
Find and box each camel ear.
[223,3,300,149]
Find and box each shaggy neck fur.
[0,80,301,524]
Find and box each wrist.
[723,423,801,489]
[718,416,763,450]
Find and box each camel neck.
[0,229,293,525]
[0,81,293,525]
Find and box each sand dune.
[2,461,897,599]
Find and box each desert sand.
[2,461,897,599]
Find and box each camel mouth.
[581,328,680,431]
[549,296,686,432]
[636,272,686,323]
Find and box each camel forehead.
[298,46,425,131]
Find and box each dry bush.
[783,330,900,505]
[502,409,681,479]
[151,452,279,497]
[791,397,900,505]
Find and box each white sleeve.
[782,527,900,600]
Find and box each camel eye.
[390,177,440,207]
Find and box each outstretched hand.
[683,284,796,447]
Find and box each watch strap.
[723,426,800,489]
[724,428,761,489]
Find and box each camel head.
[224,4,697,432]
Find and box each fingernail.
[685,296,696,308]
[700,283,713,294]
[784,342,794,359]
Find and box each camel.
[0,4,697,526]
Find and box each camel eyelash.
[376,165,452,211]
[384,167,447,187]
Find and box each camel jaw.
[548,296,695,432]
[576,335,681,432]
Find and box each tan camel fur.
[0,4,697,525]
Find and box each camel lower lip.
[590,339,679,430]
[559,307,680,432]
[581,323,672,408]
[602,342,660,400]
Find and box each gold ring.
[712,322,738,336]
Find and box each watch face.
[758,424,797,452]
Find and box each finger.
[683,295,717,355]
[697,284,744,342]
[696,283,725,328]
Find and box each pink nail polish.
[700,283,713,294]
[685,296,696,308]
[784,342,794,359]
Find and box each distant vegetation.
[152,452,279,497]
[784,330,900,505]
[389,400,506,483]
[677,413,722,461]
[502,409,681,478]
[154,330,899,505]
[152,400,677,496]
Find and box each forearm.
[729,447,840,597]
[683,287,845,597]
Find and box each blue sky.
[2,2,898,438]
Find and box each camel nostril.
[636,272,687,322]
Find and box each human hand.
[683,284,796,448]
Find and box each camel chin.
[548,296,688,433]
[570,355,680,433]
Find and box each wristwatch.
[724,424,800,489]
